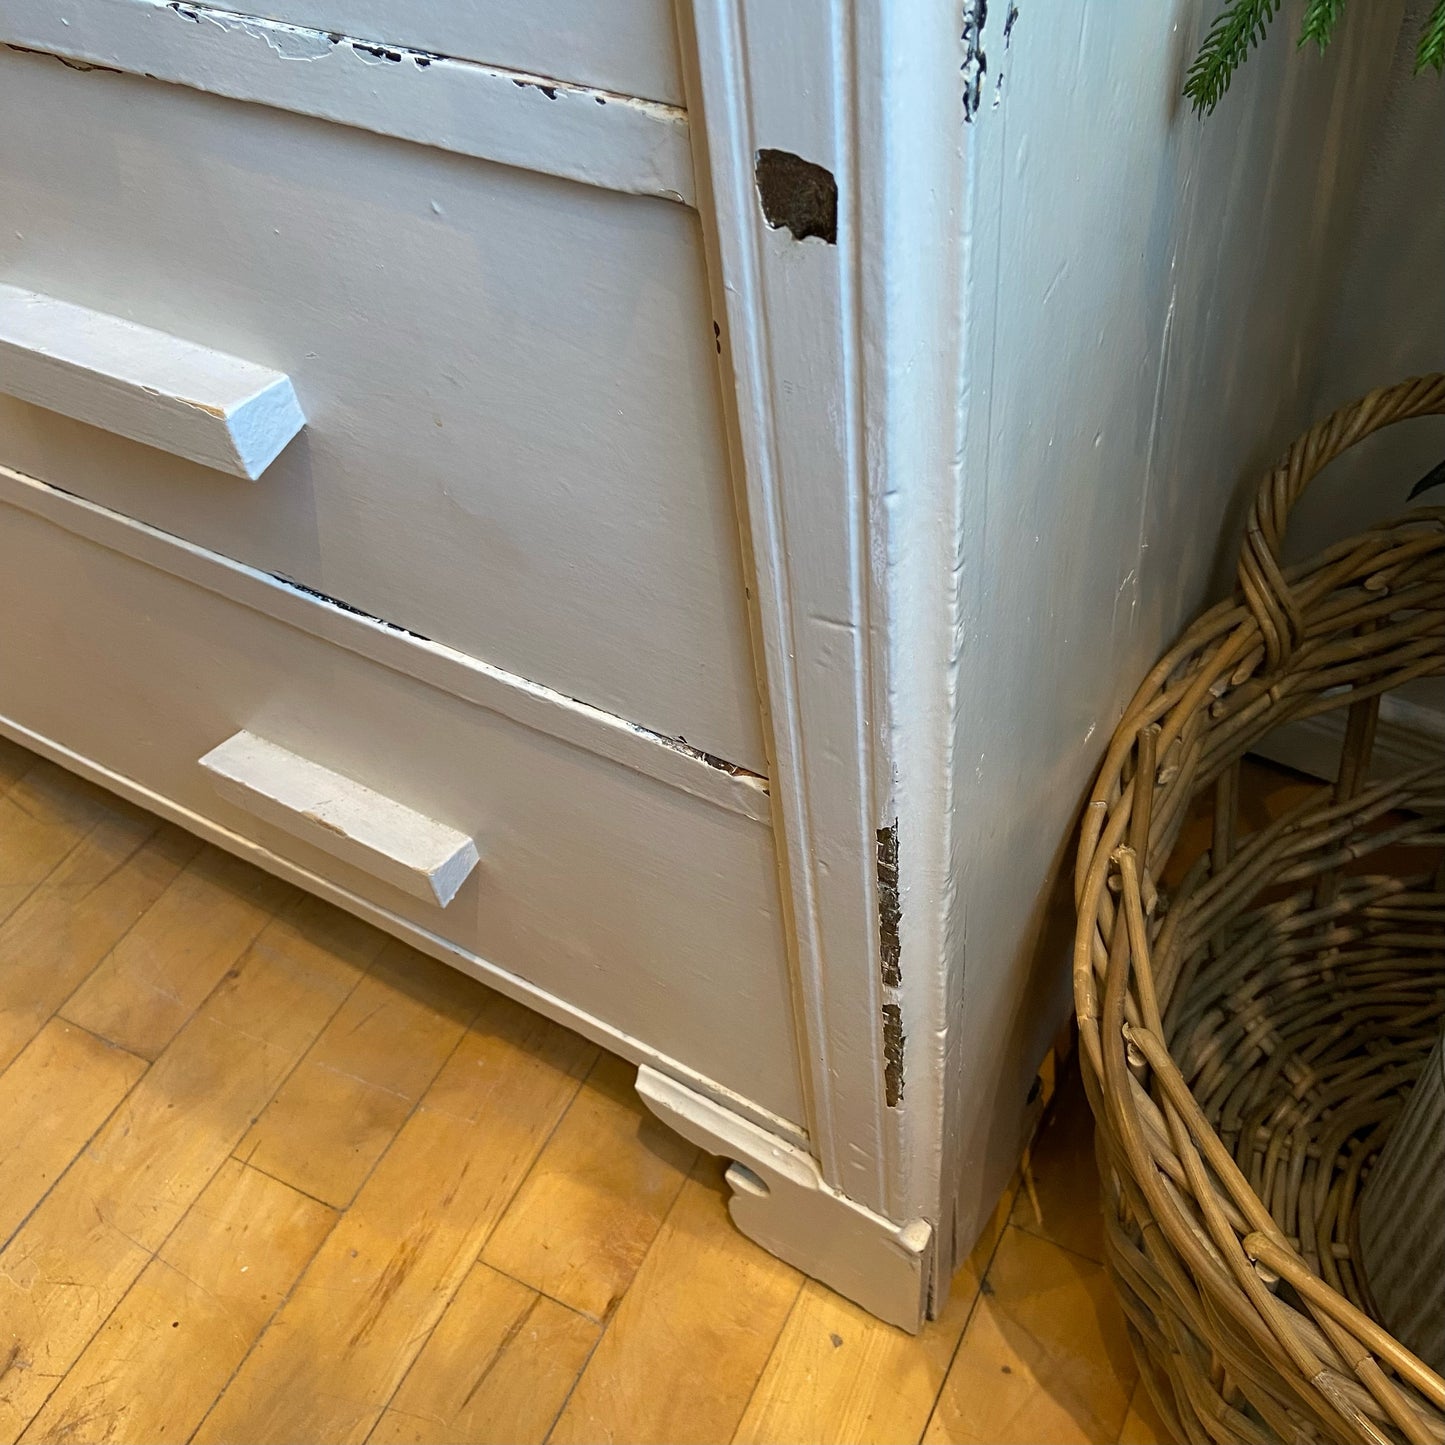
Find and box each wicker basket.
[1073,376,1445,1445]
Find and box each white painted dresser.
[0,0,942,1325]
[0,0,1396,1331]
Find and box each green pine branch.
[1418,0,1445,73]
[1299,0,1346,52]
[1184,0,1282,115]
[1187,0,1445,114]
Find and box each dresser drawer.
[0,481,805,1126]
[0,46,766,773]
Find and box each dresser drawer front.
[188,0,685,105]
[0,48,766,773]
[0,493,804,1125]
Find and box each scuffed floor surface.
[0,738,1168,1445]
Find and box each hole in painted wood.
[754,149,837,244]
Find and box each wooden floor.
[0,738,1171,1445]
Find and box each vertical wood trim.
[680,0,891,1215]
[680,0,972,1262]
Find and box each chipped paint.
[961,0,987,121]
[991,2,1018,108]
[352,41,402,64]
[882,1003,905,1107]
[271,574,769,793]
[4,42,121,74]
[754,149,838,244]
[877,822,904,1106]
[877,822,901,989]
[666,736,766,782]
[272,574,433,642]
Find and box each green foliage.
[1418,0,1445,73]
[1186,0,1445,114]
[1184,0,1281,115]
[1299,0,1346,52]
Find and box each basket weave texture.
[1073,376,1445,1445]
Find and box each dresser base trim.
[636,1064,934,1332]
[0,709,807,1152]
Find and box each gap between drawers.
[0,463,772,824]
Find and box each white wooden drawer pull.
[199,732,479,907]
[0,282,304,479]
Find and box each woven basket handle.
[1238,372,1445,670]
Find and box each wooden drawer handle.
[0,282,304,479]
[200,732,479,907]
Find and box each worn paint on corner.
[961,0,988,121]
[877,821,904,1105]
[876,822,901,988]
[882,1003,905,1108]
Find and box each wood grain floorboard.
[0,892,379,1439]
[0,738,34,798]
[0,817,197,1072]
[370,1262,601,1445]
[0,763,119,927]
[235,938,486,1208]
[547,1157,803,1445]
[0,749,1159,1445]
[192,999,595,1445]
[60,847,297,1060]
[19,1159,335,1445]
[482,1049,696,1321]
[0,1019,146,1247]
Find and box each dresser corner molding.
[635,1063,934,1333]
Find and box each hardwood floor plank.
[0,762,118,925]
[193,998,596,1445]
[921,1226,1137,1445]
[0,1019,147,1247]
[728,1161,1017,1445]
[733,1157,1019,1445]
[20,1159,335,1445]
[370,1263,600,1445]
[548,1158,802,1445]
[236,939,485,1207]
[731,1265,982,1445]
[0,814,195,1073]
[1009,1062,1105,1265]
[61,846,298,1059]
[0,739,34,797]
[482,1051,696,1320]
[0,894,378,1439]
[1117,1377,1174,1445]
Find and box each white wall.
[1273,6,1445,750]
[941,0,1403,1261]
[1287,6,1445,564]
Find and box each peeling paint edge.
[270,574,770,797]
[3,42,122,74]
[882,1002,906,1108]
[961,0,988,122]
[877,820,905,1105]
